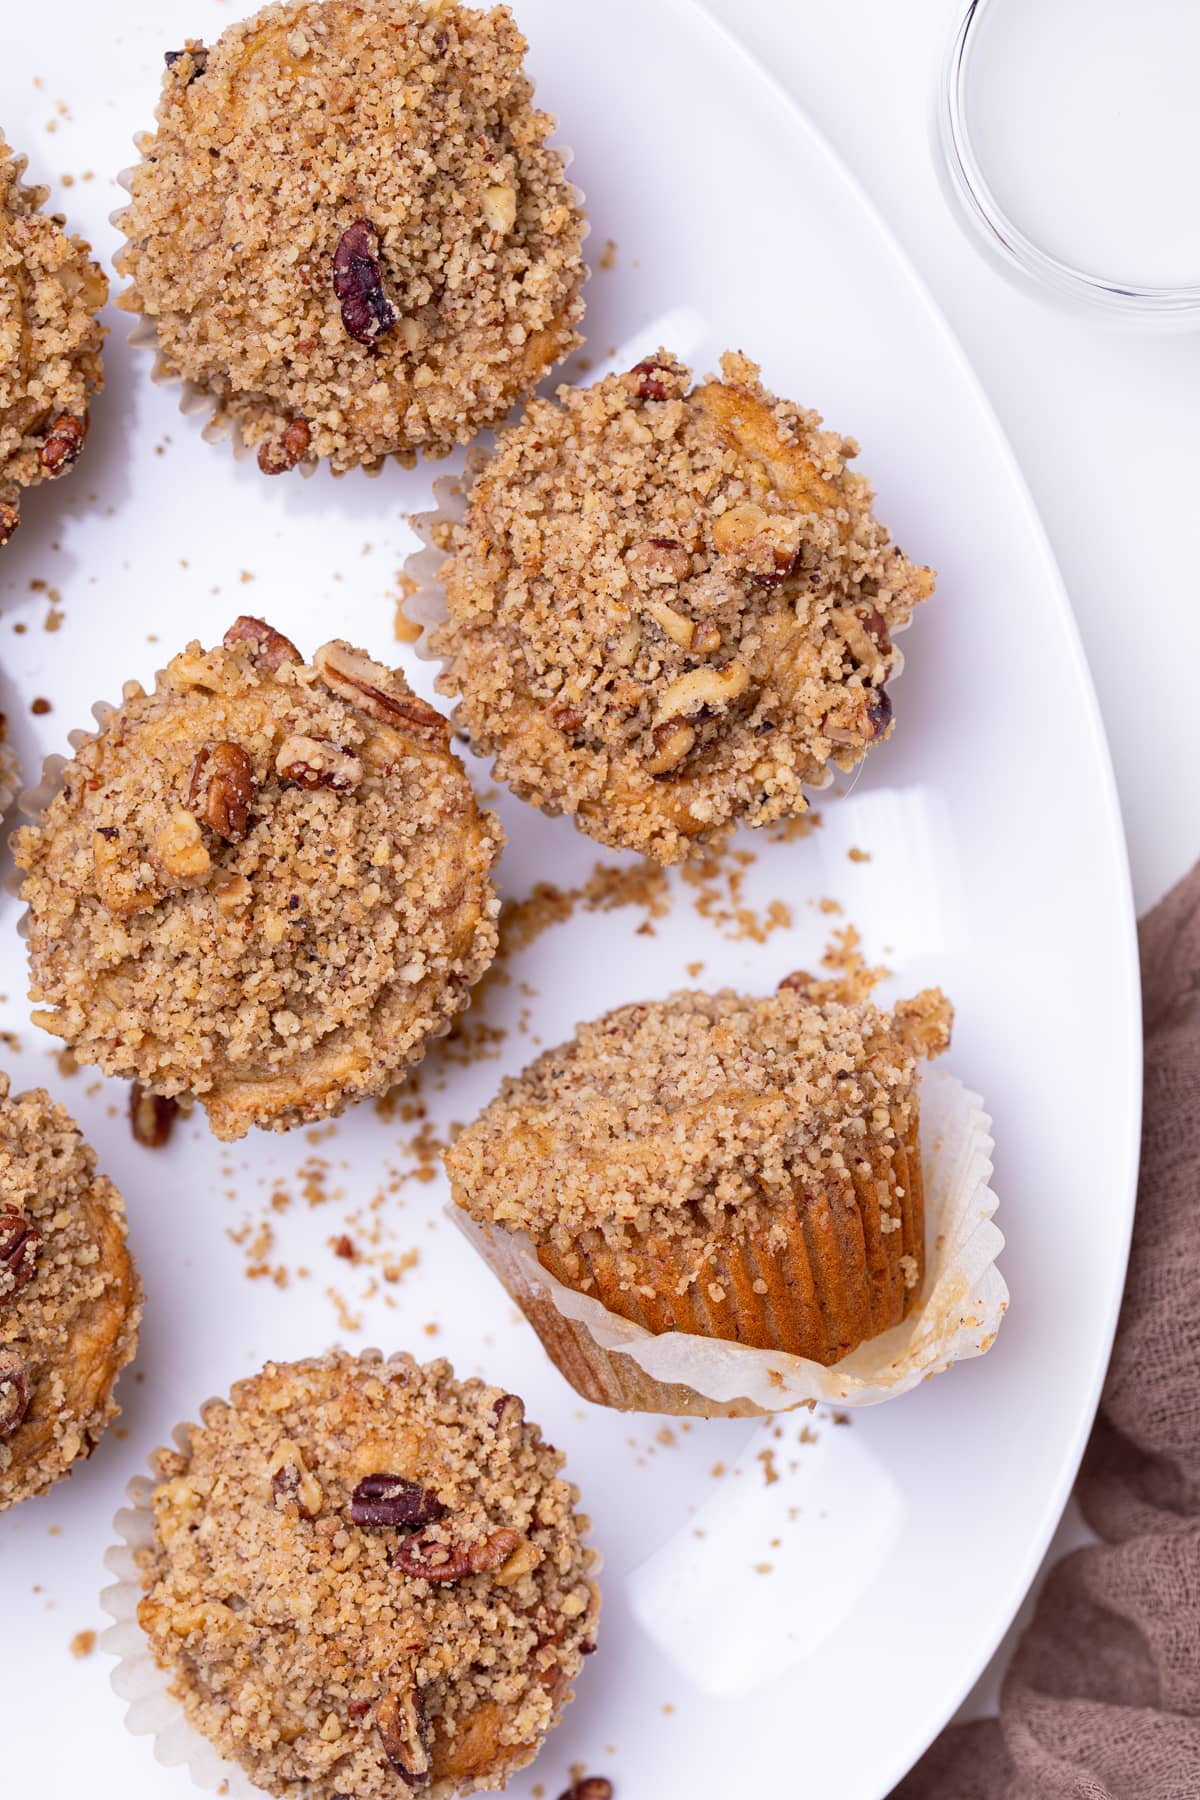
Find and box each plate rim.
[671,0,1143,1786]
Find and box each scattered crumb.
[598,238,617,270]
[756,1447,780,1487]
[69,1630,96,1659]
[848,846,871,863]
[30,696,51,715]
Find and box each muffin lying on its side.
[430,350,934,862]
[14,620,501,1139]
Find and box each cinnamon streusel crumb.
[432,350,934,861]
[14,622,502,1139]
[116,0,586,472]
[0,1074,141,1509]
[137,1351,599,1798]
[0,136,107,544]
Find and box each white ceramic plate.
[0,3,1140,1797]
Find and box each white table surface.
[703,0,1197,1735]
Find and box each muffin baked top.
[431,350,935,862]
[116,0,586,473]
[0,1075,141,1509]
[447,984,952,1270]
[14,620,501,1139]
[137,1351,599,1800]
[0,135,107,546]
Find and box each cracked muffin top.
[137,1350,599,1800]
[0,135,107,547]
[14,620,501,1140]
[115,0,586,474]
[0,1074,141,1510]
[446,984,952,1271]
[430,349,935,862]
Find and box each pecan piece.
[268,1441,322,1518]
[0,1208,42,1300]
[39,413,87,476]
[629,355,685,401]
[0,1350,30,1437]
[164,46,208,81]
[491,1392,524,1434]
[333,219,397,344]
[257,418,311,476]
[223,615,301,672]
[654,661,750,724]
[313,641,449,742]
[558,1782,613,1800]
[0,501,19,546]
[824,687,892,746]
[189,741,256,842]
[778,970,816,994]
[393,1527,519,1583]
[547,699,584,735]
[130,1083,178,1149]
[377,1687,430,1786]
[275,734,363,791]
[350,1473,446,1531]
[645,718,696,777]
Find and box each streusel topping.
[447,985,952,1267]
[0,1075,141,1509]
[0,136,107,545]
[431,350,935,862]
[116,0,586,473]
[14,621,501,1140]
[137,1351,599,1799]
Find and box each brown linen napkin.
[893,864,1200,1798]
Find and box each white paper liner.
[100,1347,603,1798]
[6,690,133,921]
[0,738,20,818]
[451,1068,1006,1415]
[112,136,587,481]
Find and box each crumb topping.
[0,1074,141,1509]
[14,623,502,1139]
[432,350,935,862]
[447,985,951,1274]
[116,0,586,472]
[137,1351,599,1799]
[0,136,107,542]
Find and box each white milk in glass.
[966,0,1200,287]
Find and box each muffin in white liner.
[111,0,588,479]
[400,348,923,861]
[450,1068,1006,1417]
[101,1348,601,1800]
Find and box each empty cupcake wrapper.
[450,1068,1006,1416]
[100,1345,602,1798]
[111,141,587,480]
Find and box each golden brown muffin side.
[136,1351,599,1800]
[0,136,107,543]
[14,622,502,1139]
[432,349,934,862]
[0,1075,141,1508]
[116,0,586,472]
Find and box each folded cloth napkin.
[894,865,1200,1798]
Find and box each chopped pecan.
[824,687,892,746]
[189,741,255,842]
[268,1441,322,1518]
[692,619,722,655]
[152,809,211,881]
[0,501,18,546]
[491,1392,524,1433]
[0,1350,30,1437]
[643,598,694,649]
[628,537,691,585]
[313,641,449,742]
[629,355,685,402]
[481,183,517,233]
[257,418,311,475]
[223,616,302,672]
[645,718,696,776]
[547,699,585,735]
[0,1208,42,1300]
[333,219,396,345]
[130,1083,178,1149]
[655,661,750,724]
[557,1781,613,1800]
[275,734,363,791]
[164,46,208,81]
[349,1473,446,1531]
[866,686,893,739]
[393,1527,518,1583]
[778,970,816,994]
[38,413,87,476]
[377,1687,430,1786]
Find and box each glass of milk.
[938,0,1200,325]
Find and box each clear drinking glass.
[938,0,1200,326]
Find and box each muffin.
[0,135,107,545]
[0,1074,141,1509]
[14,620,502,1139]
[131,1350,599,1798]
[115,0,586,474]
[446,984,953,1394]
[427,349,934,862]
